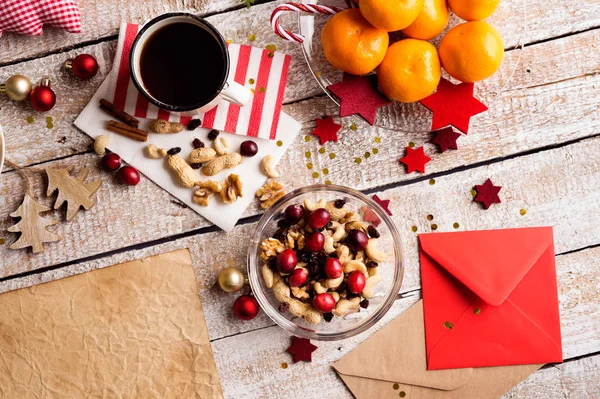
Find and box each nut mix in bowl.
[248,185,404,341]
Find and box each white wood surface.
[0,0,599,397]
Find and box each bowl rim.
[247,184,404,341]
[0,124,5,175]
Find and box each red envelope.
[419,227,563,370]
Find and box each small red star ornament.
[287,336,318,363]
[400,146,431,174]
[311,116,342,145]
[474,178,502,209]
[327,74,391,125]
[420,78,488,134]
[361,205,381,227]
[430,127,462,153]
[373,195,392,216]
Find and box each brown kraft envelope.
[333,301,541,399]
[0,249,224,399]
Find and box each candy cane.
[270,3,343,43]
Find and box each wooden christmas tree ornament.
[7,194,62,253]
[46,168,102,221]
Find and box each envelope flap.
[419,227,554,306]
[334,301,472,390]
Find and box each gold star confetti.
[427,214,434,221]
[47,122,54,129]
[520,209,527,216]
[322,168,329,175]
[306,163,313,170]
[276,140,283,147]
[312,172,319,178]
[429,178,436,185]
[268,52,274,58]
[266,44,277,51]
[305,151,311,158]
[444,321,454,329]
[325,180,332,185]
[364,152,371,158]
[248,78,255,84]
[249,34,256,41]
[329,153,336,160]
[46,116,52,122]
[411,226,418,232]
[26,116,34,123]
[408,141,415,148]
[304,135,311,142]
[281,362,288,369]
[350,123,357,131]
[355,158,362,164]
[393,384,399,390]
[471,189,478,197]
[453,222,460,229]
[315,71,321,78]
[0,238,5,245]
[399,392,406,398]
[372,148,379,154]
[319,148,325,154]
[250,88,255,94]
[473,308,481,315]
[431,224,438,230]
[374,137,381,143]
[226,39,233,44]
[259,87,266,93]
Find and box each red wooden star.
[474,178,502,209]
[311,116,342,145]
[327,74,391,125]
[419,78,488,134]
[287,336,318,363]
[361,205,381,227]
[430,127,462,153]
[373,195,392,216]
[399,146,431,173]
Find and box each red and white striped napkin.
[107,23,291,140]
[0,0,81,37]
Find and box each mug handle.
[220,81,253,106]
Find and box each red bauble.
[233,295,259,320]
[101,153,121,171]
[118,166,140,186]
[29,80,56,112]
[68,54,99,80]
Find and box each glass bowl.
[248,184,404,341]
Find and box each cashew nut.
[262,265,274,288]
[145,144,167,159]
[362,268,382,299]
[354,251,366,263]
[366,238,387,263]
[202,152,242,176]
[93,135,110,155]
[261,155,279,178]
[331,221,347,242]
[345,220,369,234]
[323,235,335,254]
[313,282,328,294]
[323,274,344,289]
[330,292,340,302]
[336,245,351,264]
[213,136,229,156]
[343,260,368,275]
[325,202,348,221]
[332,297,361,317]
[303,198,327,212]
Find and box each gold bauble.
[218,267,246,293]
[0,75,32,101]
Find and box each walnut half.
[256,180,286,209]
[220,174,243,203]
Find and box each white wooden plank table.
[0,0,599,397]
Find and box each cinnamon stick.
[106,120,148,142]
[100,99,140,128]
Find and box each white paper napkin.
[74,78,301,231]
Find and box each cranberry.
[313,293,336,313]
[276,249,297,273]
[347,230,369,251]
[347,271,366,293]
[308,208,330,230]
[117,166,140,186]
[305,231,325,252]
[284,204,304,224]
[324,258,343,279]
[101,153,121,172]
[288,268,308,287]
[240,140,258,157]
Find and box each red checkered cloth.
[0,0,81,37]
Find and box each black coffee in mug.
[139,22,226,107]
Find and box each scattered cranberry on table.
[308,208,330,230]
[347,229,369,251]
[324,258,343,279]
[284,204,304,224]
[233,295,260,320]
[240,140,258,157]
[348,271,367,293]
[277,248,298,273]
[313,293,336,313]
[101,153,121,171]
[118,165,140,186]
[305,231,325,252]
[288,268,308,287]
